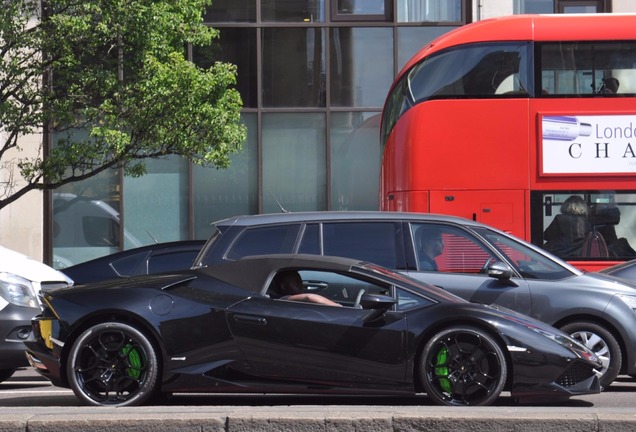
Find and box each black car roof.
[212,211,482,228]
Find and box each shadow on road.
[0,367,614,408]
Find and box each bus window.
[533,192,636,261]
[540,42,636,96]
[407,42,531,102]
[381,42,531,144]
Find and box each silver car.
[194,211,636,389]
[0,246,73,382]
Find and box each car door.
[405,222,533,316]
[226,270,409,389]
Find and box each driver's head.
[418,227,444,258]
[271,270,303,297]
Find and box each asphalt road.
[1,367,635,410]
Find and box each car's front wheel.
[419,326,507,406]
[66,322,159,406]
[560,321,621,389]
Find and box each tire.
[66,322,159,406]
[0,369,15,383]
[560,322,621,389]
[419,326,507,406]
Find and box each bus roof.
[398,14,636,82]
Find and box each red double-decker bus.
[380,13,636,271]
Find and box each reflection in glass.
[262,0,325,22]
[330,28,392,107]
[124,156,188,246]
[262,113,326,212]
[192,28,257,108]
[204,0,256,22]
[337,0,385,15]
[193,114,257,238]
[330,112,381,210]
[397,26,456,70]
[562,6,598,13]
[397,0,462,22]
[52,178,123,268]
[51,130,122,269]
[263,28,326,107]
[513,0,553,14]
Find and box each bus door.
[430,190,526,238]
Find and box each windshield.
[474,227,577,280]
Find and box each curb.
[2,407,636,432]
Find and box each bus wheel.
[560,322,621,389]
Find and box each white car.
[0,246,73,382]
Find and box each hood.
[575,271,636,295]
[0,246,73,285]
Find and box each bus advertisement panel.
[380,14,636,270]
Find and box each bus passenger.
[590,203,636,258]
[600,77,619,94]
[543,195,591,258]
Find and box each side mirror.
[359,293,396,310]
[360,294,396,323]
[487,261,518,285]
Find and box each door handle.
[233,315,267,325]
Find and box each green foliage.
[0,0,246,208]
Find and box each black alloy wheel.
[420,326,507,406]
[66,322,159,406]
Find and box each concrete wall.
[0,132,44,260]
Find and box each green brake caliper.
[434,346,452,393]
[121,343,142,379]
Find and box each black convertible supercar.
[25,254,601,407]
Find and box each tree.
[0,0,246,209]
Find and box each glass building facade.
[49,0,612,267]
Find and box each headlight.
[617,294,636,311]
[0,273,39,308]
[532,327,600,364]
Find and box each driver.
[418,227,444,271]
[269,270,342,306]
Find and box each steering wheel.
[353,289,366,309]
[480,258,494,274]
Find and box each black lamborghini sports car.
[25,254,601,407]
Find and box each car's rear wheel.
[66,322,159,406]
[560,321,621,389]
[420,326,507,406]
[0,369,15,383]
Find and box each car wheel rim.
[569,330,610,373]
[72,329,148,404]
[426,331,503,406]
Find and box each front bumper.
[23,314,68,388]
[511,359,601,403]
[0,304,41,370]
